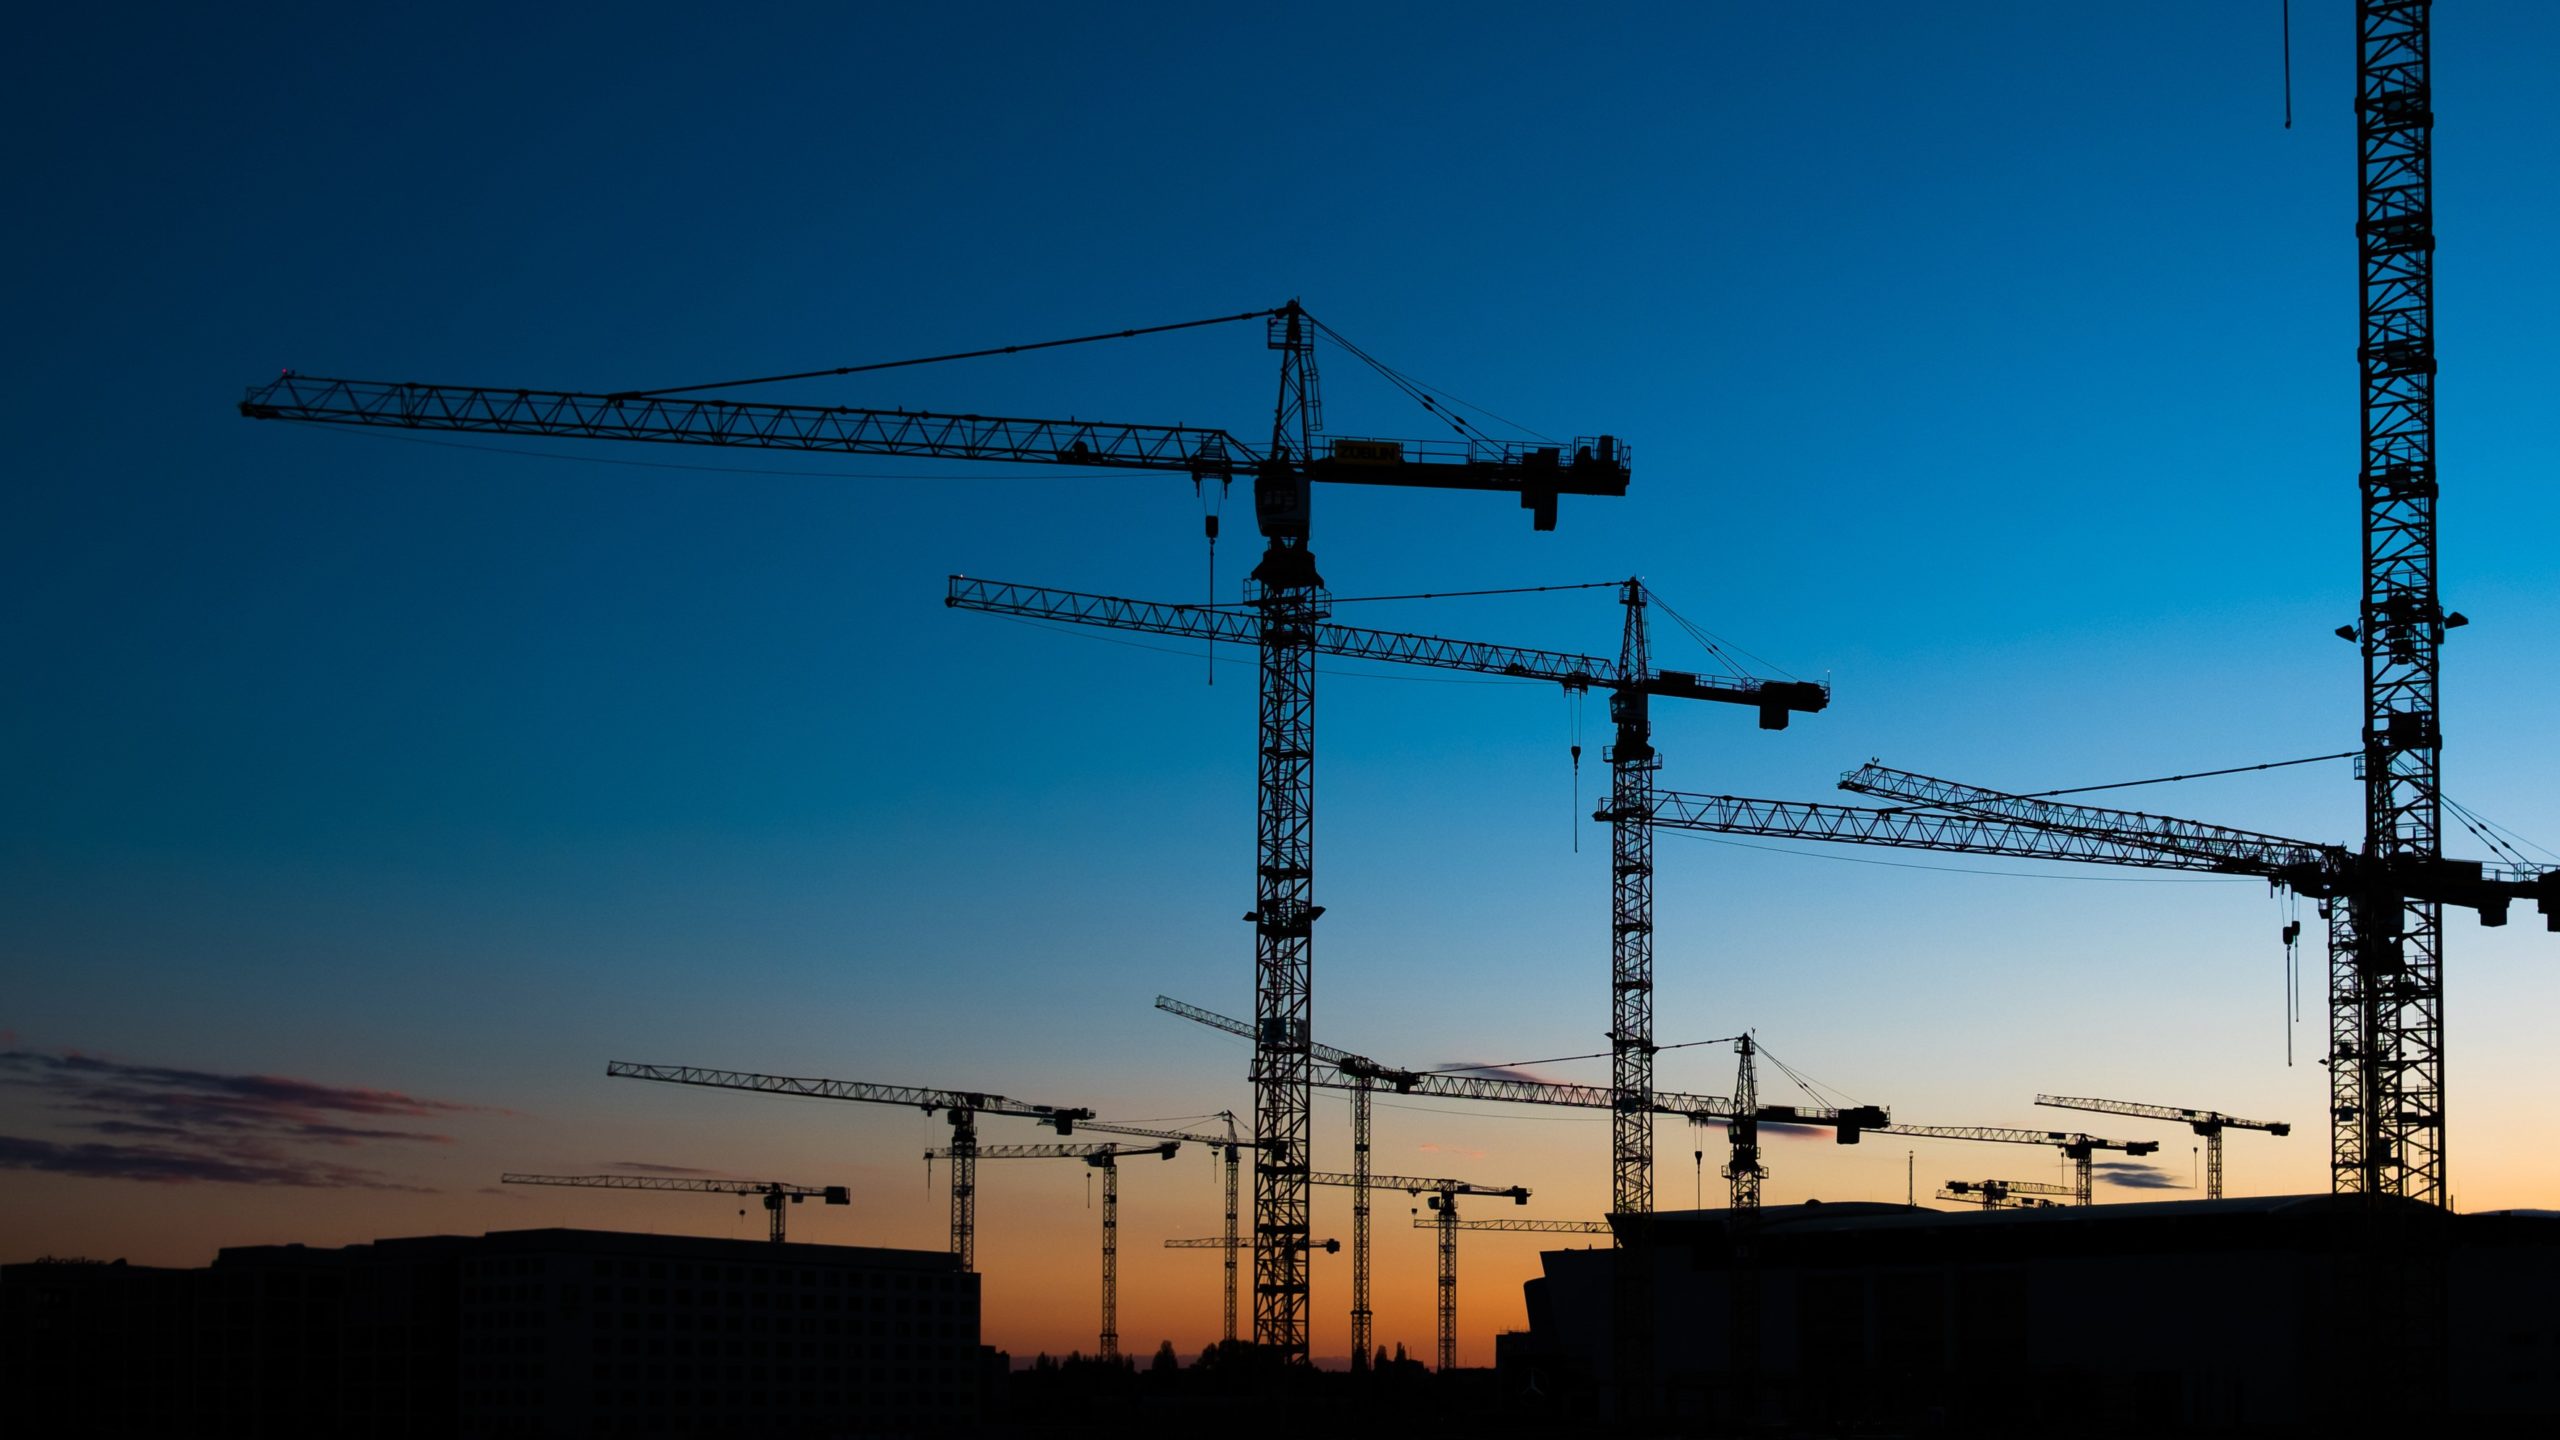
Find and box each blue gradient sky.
[6,3,2558,1363]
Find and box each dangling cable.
[1568,689,1585,853]
[1200,482,1222,687]
[2280,898,2303,1066]
[2281,0,2294,131]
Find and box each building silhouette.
[2,1228,978,1436]
[1513,1195,2560,1432]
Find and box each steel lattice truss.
[500,1172,847,1243]
[1253,578,1322,1361]
[1419,1218,1613,1235]
[500,1172,838,1198]
[945,578,1824,712]
[1347,1070,1375,1364]
[238,381,1628,496]
[2352,0,2445,1206]
[1600,583,1660,1411]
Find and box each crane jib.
[237,376,1630,512]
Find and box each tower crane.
[499,1172,850,1243]
[953,582,1823,1373]
[1305,1171,1528,1374]
[1163,1232,1340,1346]
[1636,765,2552,1205]
[605,1060,1095,1273]
[989,1112,1258,1346]
[238,300,1630,1363]
[1408,1215,1612,1373]
[1871,1125,2159,1207]
[1938,1178,2078,1211]
[1154,994,1882,1367]
[923,1141,1177,1363]
[2035,1095,2289,1200]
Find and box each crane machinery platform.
[1938,1178,2078,1211]
[2036,1094,2288,1200]
[923,1141,1177,1363]
[238,299,1633,1365]
[500,1172,851,1243]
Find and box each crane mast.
[1599,580,1659,1413]
[2351,0,2445,1208]
[1725,1035,1763,1211]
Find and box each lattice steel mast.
[2348,0,2447,1205]
[1594,580,1660,1409]
[1248,306,1324,1363]
[1726,1035,1764,1211]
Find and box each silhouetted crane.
[1873,1125,2159,1206]
[946,583,1819,1376]
[1939,1178,2077,1211]
[1304,1171,1526,1373]
[1154,993,1880,1365]
[500,1172,849,1242]
[924,1141,1176,1362]
[239,301,1629,1363]
[2035,1094,2288,1200]
[1163,1233,1339,1345]
[1640,764,2551,1206]
[605,1060,1094,1272]
[1408,1214,1612,1370]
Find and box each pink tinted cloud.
[0,1048,506,1191]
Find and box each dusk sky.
[6,3,2558,1366]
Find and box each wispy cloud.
[1687,1120,1830,1144]
[2094,1161,2187,1191]
[1433,1062,1571,1086]
[0,1048,505,1190]
[0,1135,433,1190]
